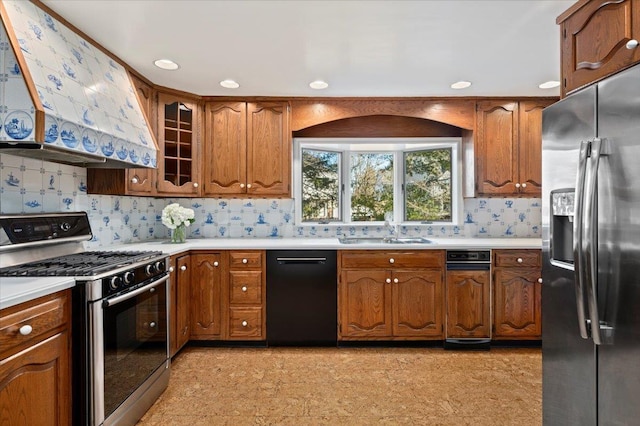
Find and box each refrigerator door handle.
[584,137,606,345]
[573,140,590,339]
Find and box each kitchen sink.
[339,236,434,245]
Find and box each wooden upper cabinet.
[559,0,640,96]
[157,92,200,195]
[203,101,291,197]
[518,99,554,196]
[204,102,247,195]
[476,100,519,195]
[476,99,553,197]
[127,75,156,194]
[247,102,291,196]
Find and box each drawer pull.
[214,261,219,267]
[241,286,248,292]
[131,177,139,184]
[242,259,248,264]
[517,258,523,263]
[389,258,395,264]
[241,320,248,327]
[19,325,33,336]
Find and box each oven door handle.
[102,275,169,308]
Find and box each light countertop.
[1,237,541,310]
[109,237,542,256]
[0,276,75,310]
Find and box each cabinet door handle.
[515,183,521,188]
[241,286,248,292]
[393,278,399,283]
[247,183,252,189]
[19,325,33,336]
[521,183,527,188]
[538,278,543,284]
[241,321,248,327]
[626,39,639,50]
[169,266,175,272]
[180,265,187,271]
[389,258,395,264]
[240,183,245,189]
[130,177,139,184]
[193,182,199,188]
[213,261,219,267]
[517,258,523,263]
[385,278,391,283]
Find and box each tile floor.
[138,346,541,425]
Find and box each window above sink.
[293,137,464,227]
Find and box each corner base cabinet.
[338,250,445,340]
[0,290,71,425]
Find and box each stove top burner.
[0,250,164,277]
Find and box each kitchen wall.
[0,154,541,248]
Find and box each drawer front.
[229,251,263,268]
[493,250,541,267]
[340,250,445,269]
[228,308,263,339]
[0,291,69,356]
[229,271,263,304]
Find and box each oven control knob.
[60,222,71,232]
[123,271,135,284]
[109,276,123,290]
[154,261,165,273]
[145,264,156,276]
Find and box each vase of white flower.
[162,203,195,243]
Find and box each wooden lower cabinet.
[492,249,542,339]
[0,290,71,425]
[338,250,445,340]
[445,270,491,338]
[190,252,224,340]
[225,251,266,340]
[170,254,191,356]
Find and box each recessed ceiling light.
[220,79,240,89]
[153,59,179,70]
[450,81,472,89]
[309,80,329,90]
[539,80,560,89]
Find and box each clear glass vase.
[170,224,187,243]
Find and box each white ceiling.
[40,0,575,98]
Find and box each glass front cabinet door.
[157,93,200,195]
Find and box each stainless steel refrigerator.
[541,63,640,425]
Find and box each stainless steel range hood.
[0,0,158,168]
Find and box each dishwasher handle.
[446,263,491,271]
[276,257,327,264]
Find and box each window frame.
[293,137,463,226]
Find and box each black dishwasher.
[266,250,337,346]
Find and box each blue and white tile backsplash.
[0,154,542,248]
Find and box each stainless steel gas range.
[0,212,170,426]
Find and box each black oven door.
[89,275,170,425]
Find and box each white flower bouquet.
[162,203,195,243]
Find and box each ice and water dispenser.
[550,189,575,266]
